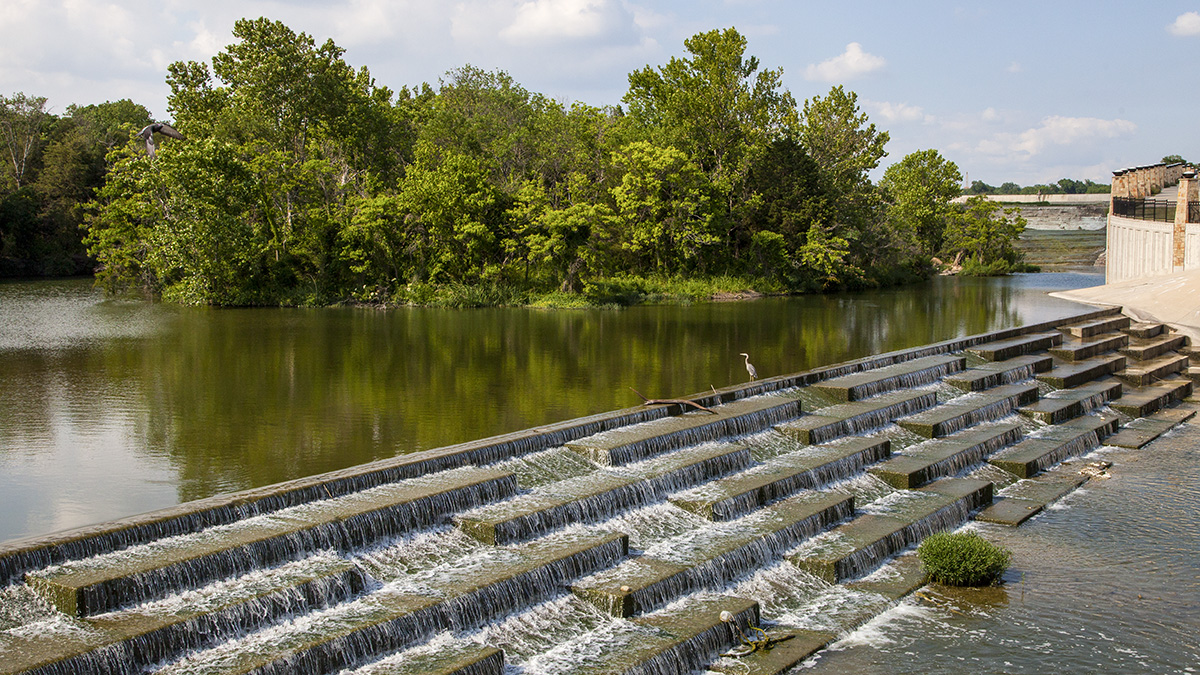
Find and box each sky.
[3,0,1199,186]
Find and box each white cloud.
[502,0,633,43]
[867,100,931,124]
[1010,116,1137,156]
[804,42,885,82]
[981,107,1000,122]
[1168,11,1200,36]
[1006,61,1022,73]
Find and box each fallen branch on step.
[629,387,717,414]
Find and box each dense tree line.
[3,19,1026,304]
[966,177,1110,196]
[0,95,153,275]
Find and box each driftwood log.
[629,387,716,414]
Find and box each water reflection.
[0,273,1101,542]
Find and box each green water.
[0,273,1102,543]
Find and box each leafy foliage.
[918,530,1012,586]
[3,19,1031,301]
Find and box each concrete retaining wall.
[1107,215,1177,282]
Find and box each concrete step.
[1190,366,1200,384]
[895,383,1039,438]
[710,554,928,675]
[566,396,801,466]
[777,390,937,445]
[975,473,1091,526]
[1018,378,1122,424]
[0,555,368,675]
[155,531,629,675]
[810,355,966,401]
[1182,345,1200,364]
[869,423,1023,489]
[967,332,1063,361]
[572,492,853,617]
[554,596,760,675]
[26,467,518,617]
[988,414,1120,478]
[457,442,751,544]
[1105,406,1197,448]
[1108,376,1194,417]
[943,354,1052,392]
[1049,333,1128,362]
[1116,353,1189,387]
[1060,315,1131,338]
[670,437,890,520]
[1037,353,1125,389]
[1121,333,1187,361]
[1124,321,1168,339]
[788,478,992,583]
[368,644,504,675]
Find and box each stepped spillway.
[1,305,1196,675]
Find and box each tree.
[880,149,963,256]
[797,86,890,273]
[609,141,715,273]
[1162,154,1187,165]
[0,93,48,190]
[943,194,1026,274]
[624,27,798,258]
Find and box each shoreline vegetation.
[3,19,1068,307]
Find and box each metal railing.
[1112,197,1176,222]
[1191,201,1200,223]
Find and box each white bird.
[138,123,185,158]
[739,352,758,381]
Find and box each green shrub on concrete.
[918,531,1012,586]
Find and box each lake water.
[0,273,1103,543]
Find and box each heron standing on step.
[739,353,758,381]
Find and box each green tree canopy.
[880,149,963,256]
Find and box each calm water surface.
[0,273,1102,543]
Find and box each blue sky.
[3,0,1198,185]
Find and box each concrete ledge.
[370,645,504,675]
[0,556,368,675]
[27,467,517,617]
[968,332,1062,361]
[573,492,853,617]
[810,355,965,401]
[1050,333,1129,362]
[870,424,1022,489]
[1109,377,1194,417]
[1060,315,1131,338]
[778,391,937,445]
[988,414,1119,478]
[1106,407,1197,448]
[943,355,1052,392]
[1038,354,1126,389]
[566,397,801,466]
[896,383,1038,438]
[1019,379,1122,424]
[457,443,750,544]
[670,437,889,520]
[1117,353,1188,387]
[789,479,992,582]
[975,474,1089,526]
[1122,333,1186,361]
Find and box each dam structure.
[0,306,1196,675]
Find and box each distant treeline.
[2,19,1028,305]
[966,178,1110,196]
